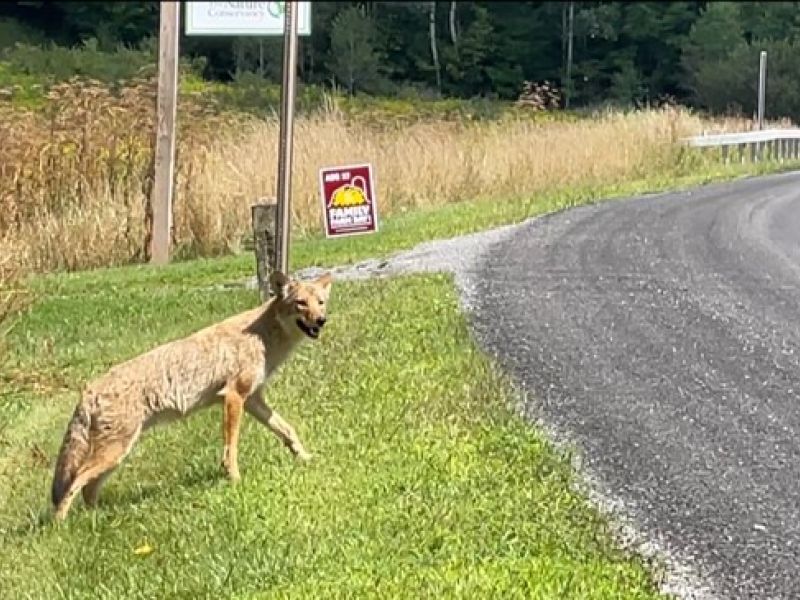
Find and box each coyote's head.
[269,270,333,340]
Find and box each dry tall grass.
[0,237,29,360]
[0,78,754,273]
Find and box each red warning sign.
[318,163,378,238]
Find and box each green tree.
[738,1,800,43]
[327,5,387,95]
[609,55,645,105]
[757,38,800,121]
[440,4,494,97]
[684,37,800,122]
[682,3,748,112]
[680,2,800,121]
[683,2,744,66]
[571,2,700,105]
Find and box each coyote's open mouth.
[296,319,320,339]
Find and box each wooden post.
[251,200,278,301]
[150,1,180,265]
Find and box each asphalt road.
[468,172,800,599]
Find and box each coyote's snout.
[51,270,332,521]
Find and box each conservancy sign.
[185,2,312,36]
[319,164,379,238]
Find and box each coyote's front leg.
[245,395,312,461]
[221,388,245,482]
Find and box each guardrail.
[684,128,800,163]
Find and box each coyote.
[51,270,332,521]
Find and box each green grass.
[0,269,666,598]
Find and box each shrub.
[2,39,156,84]
[0,17,45,50]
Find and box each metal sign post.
[179,2,310,277]
[274,3,300,276]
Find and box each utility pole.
[429,1,442,96]
[757,50,767,130]
[274,1,300,276]
[150,1,180,265]
[449,1,457,46]
[565,1,574,109]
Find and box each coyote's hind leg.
[54,425,141,521]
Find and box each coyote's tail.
[51,399,92,507]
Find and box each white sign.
[185,2,311,36]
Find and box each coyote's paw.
[221,459,241,483]
[295,449,313,463]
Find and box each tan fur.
[51,270,332,521]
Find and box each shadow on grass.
[5,460,224,539]
[99,459,224,510]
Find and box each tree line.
[2,2,800,119]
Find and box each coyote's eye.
[318,299,325,306]
[295,299,307,308]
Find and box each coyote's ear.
[269,270,290,297]
[316,272,333,293]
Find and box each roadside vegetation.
[2,5,800,596]
[3,73,795,274]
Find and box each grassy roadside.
[1,273,665,598]
[2,160,796,598]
